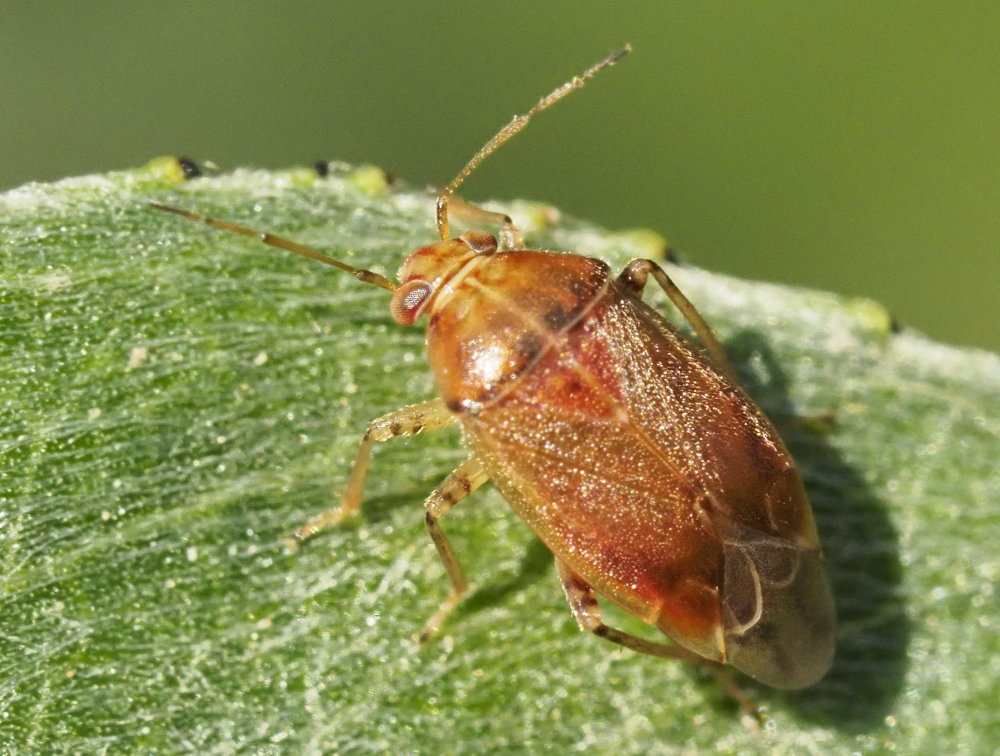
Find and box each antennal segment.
[435,44,631,241]
[150,202,397,291]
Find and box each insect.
[153,45,835,709]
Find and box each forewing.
[461,285,834,674]
[462,291,733,660]
[711,513,836,688]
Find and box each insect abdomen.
[457,281,835,684]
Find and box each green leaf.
[2,160,997,753]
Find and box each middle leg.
[618,258,737,381]
[418,456,489,641]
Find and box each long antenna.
[149,202,397,291]
[435,44,631,240]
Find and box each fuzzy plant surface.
[2,159,997,754]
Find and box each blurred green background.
[3,2,997,352]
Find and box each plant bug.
[152,44,836,709]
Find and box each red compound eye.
[459,230,498,254]
[390,279,433,325]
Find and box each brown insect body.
[394,234,835,689]
[154,46,835,705]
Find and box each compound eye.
[459,230,498,254]
[390,280,433,325]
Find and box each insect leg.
[555,558,760,721]
[556,558,701,662]
[618,259,738,382]
[288,398,456,545]
[418,456,489,641]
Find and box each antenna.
[151,46,631,285]
[149,202,397,291]
[435,44,631,240]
